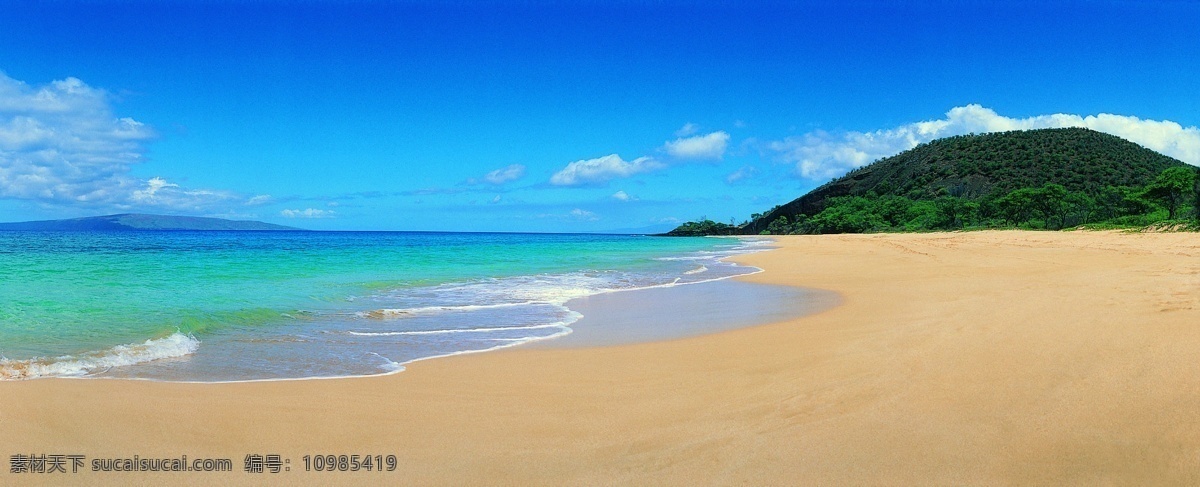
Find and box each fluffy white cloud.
[551,129,729,188]
[662,131,730,160]
[280,208,335,219]
[0,72,237,211]
[127,176,236,209]
[611,190,634,201]
[549,154,663,186]
[482,164,525,185]
[246,194,272,205]
[769,104,1200,179]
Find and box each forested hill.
[725,127,1193,235]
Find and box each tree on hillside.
[1141,166,1197,220]
[934,196,977,229]
[1194,174,1200,221]
[1095,186,1150,221]
[667,219,738,236]
[1063,191,1096,227]
[995,188,1038,226]
[867,194,914,228]
[766,216,792,235]
[1031,184,1069,229]
[803,196,885,234]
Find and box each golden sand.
[2,230,1198,485]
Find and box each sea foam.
[0,332,199,380]
[345,322,569,336]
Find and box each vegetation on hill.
[665,219,740,236]
[668,128,1199,236]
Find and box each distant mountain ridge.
[0,214,301,231]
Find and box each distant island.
[669,128,1200,235]
[0,213,301,231]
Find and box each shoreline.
[542,278,839,348]
[0,235,770,383]
[3,230,1199,485]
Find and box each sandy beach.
[3,230,1199,485]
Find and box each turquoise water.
[0,231,766,381]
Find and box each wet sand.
[2,230,1199,485]
[542,279,839,348]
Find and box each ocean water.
[0,231,768,382]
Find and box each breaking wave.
[0,333,199,380]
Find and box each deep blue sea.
[0,231,767,381]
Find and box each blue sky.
[1,1,1198,232]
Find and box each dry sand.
[2,230,1199,485]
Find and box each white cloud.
[662,131,730,160]
[280,208,335,219]
[769,104,1200,180]
[124,176,237,210]
[551,129,729,188]
[129,176,177,203]
[490,194,502,204]
[482,164,525,185]
[570,208,599,221]
[246,194,272,205]
[549,154,663,186]
[674,122,699,137]
[0,72,237,211]
[725,165,759,184]
[611,190,634,201]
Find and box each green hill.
[718,127,1195,235]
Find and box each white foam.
[683,265,708,275]
[354,301,543,319]
[367,352,404,373]
[654,255,717,261]
[345,323,567,336]
[0,332,200,380]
